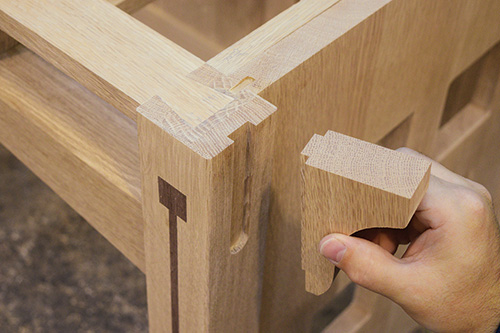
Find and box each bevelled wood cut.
[301,131,431,295]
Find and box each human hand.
[319,148,500,332]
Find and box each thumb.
[320,233,409,301]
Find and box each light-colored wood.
[133,3,224,61]
[153,0,264,50]
[0,0,499,331]
[434,41,500,215]
[208,0,341,76]
[0,0,232,122]
[137,67,276,331]
[0,30,16,52]
[109,0,154,14]
[204,0,500,329]
[323,286,420,333]
[433,104,491,164]
[0,0,152,54]
[301,131,430,295]
[377,114,413,150]
[0,46,144,271]
[135,0,299,61]
[264,0,298,21]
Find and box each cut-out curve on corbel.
[300,131,431,295]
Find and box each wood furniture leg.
[137,74,276,331]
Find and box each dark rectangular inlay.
[158,177,187,333]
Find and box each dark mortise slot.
[440,42,500,128]
[377,114,413,150]
[433,42,500,162]
[230,124,252,254]
[158,177,187,333]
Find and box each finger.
[414,175,465,229]
[354,228,400,254]
[320,233,411,300]
[397,147,492,202]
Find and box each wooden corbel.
[301,130,431,295]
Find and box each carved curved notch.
[301,131,431,295]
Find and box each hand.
[319,148,500,332]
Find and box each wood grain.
[0,30,16,53]
[301,131,430,295]
[0,46,144,271]
[208,0,341,75]
[154,0,264,50]
[110,0,154,14]
[205,0,500,330]
[133,3,224,61]
[0,0,232,122]
[0,0,152,54]
[0,0,499,331]
[137,66,276,331]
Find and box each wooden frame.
[1,0,499,331]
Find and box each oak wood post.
[137,81,276,331]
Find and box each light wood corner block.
[301,131,431,295]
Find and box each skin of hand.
[319,148,500,333]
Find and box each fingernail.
[319,236,346,265]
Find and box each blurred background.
[0,145,148,332]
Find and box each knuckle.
[473,183,493,204]
[456,188,490,219]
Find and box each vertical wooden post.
[137,67,276,331]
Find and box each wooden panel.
[153,0,299,50]
[434,104,491,167]
[109,0,154,13]
[377,114,413,150]
[155,0,263,48]
[135,0,298,60]
[205,0,500,331]
[436,42,500,215]
[133,3,224,61]
[264,0,298,21]
[0,30,16,52]
[0,46,144,271]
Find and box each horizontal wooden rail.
[208,0,341,75]
[0,0,153,54]
[0,46,145,271]
[0,0,232,123]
